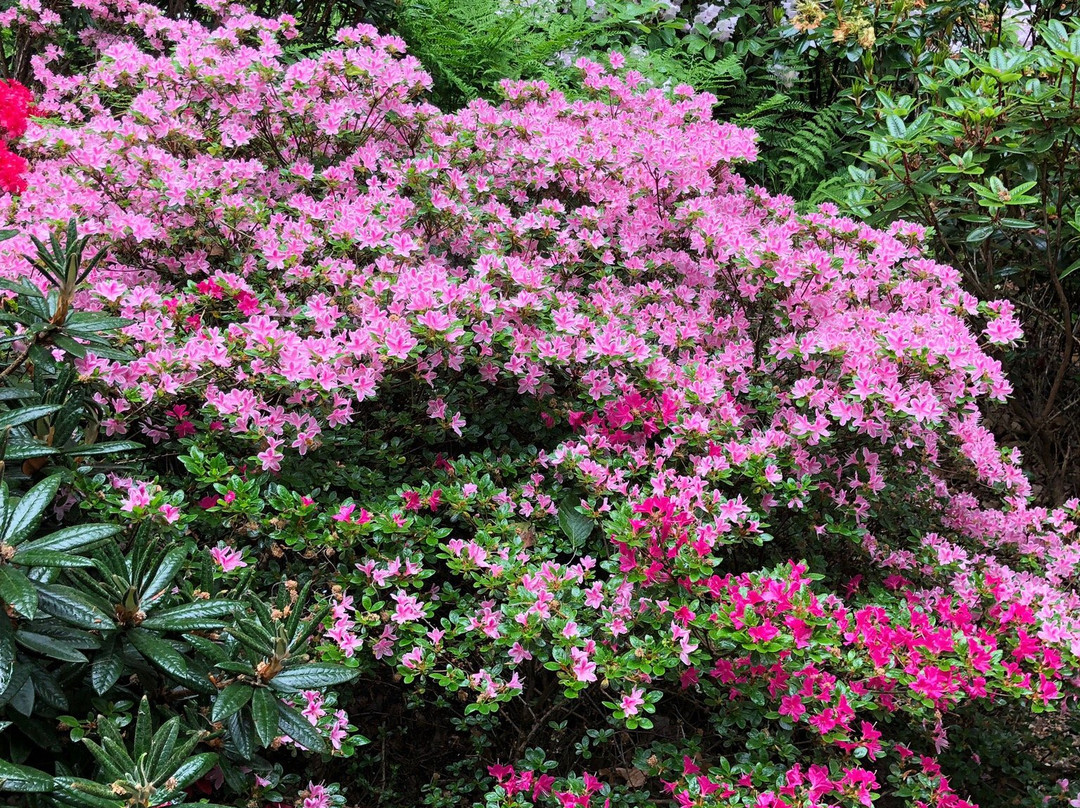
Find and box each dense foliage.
[0,0,1078,807]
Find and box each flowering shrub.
[1,0,1079,805]
[0,78,30,193]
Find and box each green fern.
[773,103,846,195]
[392,0,603,107]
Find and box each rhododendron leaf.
[268,663,357,692]
[140,546,188,606]
[14,630,86,663]
[288,605,331,653]
[3,442,58,462]
[127,629,207,692]
[10,549,94,568]
[168,752,218,791]
[558,498,594,548]
[250,687,278,749]
[275,701,328,754]
[2,473,62,546]
[37,585,114,631]
[182,633,229,665]
[0,566,36,619]
[78,345,134,362]
[140,601,238,632]
[0,759,53,793]
[226,623,274,657]
[69,441,143,457]
[0,620,14,697]
[212,661,258,675]
[63,313,133,333]
[52,336,87,359]
[79,739,126,784]
[51,777,123,808]
[211,683,253,724]
[0,405,61,434]
[91,653,123,696]
[17,523,118,556]
[0,388,36,402]
[225,711,254,760]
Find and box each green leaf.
[9,549,95,568]
[1,442,58,462]
[1059,257,1080,280]
[885,114,906,139]
[14,630,87,663]
[0,566,37,619]
[91,654,124,695]
[183,633,229,665]
[140,601,237,632]
[63,313,133,333]
[211,683,253,723]
[69,441,143,457]
[3,474,63,546]
[147,716,180,779]
[0,759,53,793]
[52,777,123,808]
[0,619,14,696]
[168,752,217,790]
[275,701,327,753]
[966,225,995,243]
[127,629,199,688]
[134,697,153,760]
[250,688,278,748]
[141,546,187,606]
[558,498,593,547]
[269,663,357,692]
[17,523,119,555]
[38,585,115,630]
[53,336,88,359]
[0,405,62,433]
[225,710,254,760]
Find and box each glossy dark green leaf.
[0,619,15,696]
[52,776,124,808]
[14,630,87,663]
[558,498,594,547]
[250,688,278,749]
[68,441,143,457]
[169,752,217,790]
[0,405,62,433]
[140,545,187,606]
[17,523,119,555]
[9,549,94,568]
[269,663,357,692]
[91,653,124,695]
[38,585,115,630]
[134,697,153,760]
[225,711,254,760]
[140,600,237,632]
[0,759,53,792]
[275,701,327,753]
[1,442,58,462]
[211,683,253,723]
[3,474,63,546]
[0,566,37,619]
[128,629,196,687]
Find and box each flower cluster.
[0,79,31,194]
[1,1,1076,803]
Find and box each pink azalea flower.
[210,546,247,573]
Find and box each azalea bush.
[0,0,1079,806]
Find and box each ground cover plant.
[0,0,1079,806]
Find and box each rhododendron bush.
[2,1,1080,805]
